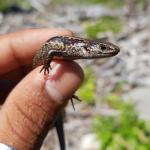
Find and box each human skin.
[0,29,84,150]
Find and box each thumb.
[0,61,84,150]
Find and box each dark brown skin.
[32,35,120,150]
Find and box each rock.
[79,133,99,150]
[58,5,115,21]
[123,87,150,120]
[0,13,3,24]
[29,0,51,12]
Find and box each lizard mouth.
[107,46,120,56]
[100,43,120,57]
[102,50,120,57]
[111,49,120,55]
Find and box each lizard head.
[89,42,120,58]
[98,42,120,56]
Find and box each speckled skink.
[32,36,120,150]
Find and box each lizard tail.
[55,113,66,150]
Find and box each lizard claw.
[72,95,82,101]
[70,95,82,110]
[40,64,52,75]
[70,98,75,110]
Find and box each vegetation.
[53,0,125,8]
[53,0,147,9]
[112,81,127,93]
[90,0,125,8]
[0,0,31,12]
[84,16,123,39]
[136,0,148,9]
[76,66,150,150]
[77,67,96,104]
[93,94,150,150]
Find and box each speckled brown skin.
[32,36,120,150]
[33,36,120,74]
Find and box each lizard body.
[33,36,120,74]
[32,36,120,150]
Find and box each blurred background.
[0,0,150,149]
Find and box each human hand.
[0,29,84,150]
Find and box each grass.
[0,0,31,12]
[93,94,150,150]
[84,16,123,39]
[136,0,148,9]
[53,0,147,9]
[52,0,125,8]
[77,67,96,104]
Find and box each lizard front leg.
[40,50,82,106]
[40,50,67,75]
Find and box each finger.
[0,28,73,74]
[0,60,84,150]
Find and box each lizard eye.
[101,45,107,50]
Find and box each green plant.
[77,67,96,104]
[0,0,31,12]
[84,16,123,39]
[112,81,127,93]
[93,94,150,150]
[52,0,125,8]
[93,0,125,8]
[0,0,14,11]
[136,0,148,9]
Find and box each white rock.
[0,13,3,24]
[123,87,150,120]
[79,133,99,150]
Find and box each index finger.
[0,29,73,74]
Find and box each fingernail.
[45,63,63,103]
[45,80,64,103]
[45,61,83,104]
[49,63,61,76]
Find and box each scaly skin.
[32,36,120,150]
[33,36,120,74]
